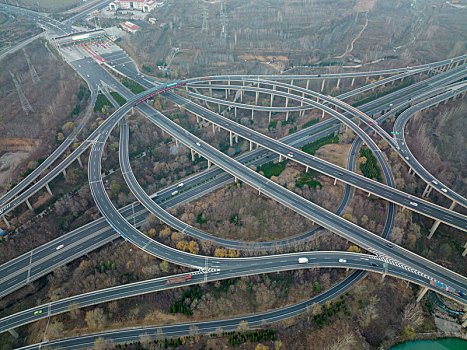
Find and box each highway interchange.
[0,3,466,348]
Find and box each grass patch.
[268,121,277,130]
[122,78,146,94]
[352,76,415,107]
[359,147,382,182]
[110,91,126,106]
[295,170,322,189]
[93,93,112,112]
[302,118,319,129]
[301,134,339,155]
[257,160,287,178]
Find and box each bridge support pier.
[408,167,413,175]
[240,89,243,103]
[191,149,195,162]
[230,131,233,146]
[2,215,10,228]
[62,169,66,177]
[462,242,467,257]
[218,103,221,113]
[45,183,52,195]
[306,166,309,173]
[175,138,179,147]
[235,134,238,143]
[225,89,228,99]
[251,109,254,120]
[449,200,456,211]
[269,111,272,123]
[321,110,325,118]
[255,91,259,105]
[306,79,310,90]
[7,329,18,339]
[422,184,431,197]
[196,115,199,123]
[209,81,212,95]
[234,176,238,184]
[286,111,289,121]
[321,79,325,92]
[416,287,428,303]
[428,220,441,239]
[336,78,341,89]
[208,160,211,169]
[250,141,253,151]
[234,107,237,118]
[279,154,283,162]
[351,77,355,87]
[333,178,337,185]
[77,156,83,168]
[26,199,32,210]
[212,124,215,135]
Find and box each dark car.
[386,243,394,248]
[370,262,379,267]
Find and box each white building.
[109,0,156,13]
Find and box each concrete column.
[416,287,428,303]
[428,220,441,239]
[175,139,179,147]
[269,111,272,123]
[212,124,215,134]
[449,200,456,211]
[234,176,238,183]
[255,91,259,105]
[306,166,309,173]
[285,97,289,108]
[8,329,18,339]
[26,199,33,210]
[208,160,211,169]
[300,100,304,117]
[321,110,325,118]
[191,149,195,162]
[286,111,289,121]
[333,178,337,185]
[225,89,228,99]
[426,186,433,197]
[2,215,10,228]
[196,115,199,123]
[408,167,413,175]
[251,109,254,120]
[240,89,243,102]
[62,169,66,177]
[351,77,355,86]
[45,183,52,195]
[336,78,340,89]
[234,107,237,118]
[250,141,253,151]
[228,79,231,95]
[321,79,325,92]
[290,79,294,86]
[209,81,212,95]
[422,183,431,197]
[462,242,467,257]
[365,76,369,84]
[444,98,449,105]
[279,154,283,162]
[77,156,83,168]
[235,135,238,143]
[230,131,233,146]
[270,93,274,107]
[306,80,310,90]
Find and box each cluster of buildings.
[109,0,157,13]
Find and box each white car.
[56,244,64,250]
[338,258,347,263]
[177,183,184,188]
[405,156,409,160]
[431,180,439,185]
[441,188,448,193]
[409,201,418,207]
[171,190,178,196]
[196,142,201,146]
[288,152,294,158]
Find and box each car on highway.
[386,243,394,248]
[171,190,178,196]
[338,258,347,263]
[56,244,64,250]
[389,103,393,107]
[196,142,201,146]
[409,201,418,207]
[431,180,439,185]
[370,262,379,267]
[34,310,42,315]
[404,156,409,160]
[288,151,294,158]
[298,257,309,264]
[368,121,374,125]
[338,173,344,176]
[441,188,448,193]
[177,183,184,188]
[86,74,90,78]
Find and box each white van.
[298,258,309,264]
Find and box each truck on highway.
[165,274,192,285]
[298,258,309,264]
